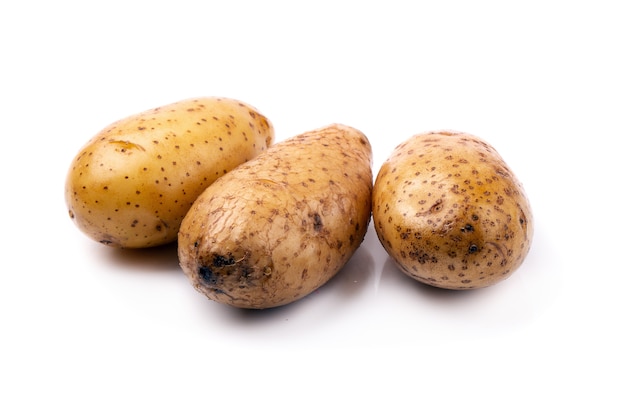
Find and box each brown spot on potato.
[313,213,323,231]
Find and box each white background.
[2,1,624,415]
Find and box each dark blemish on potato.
[409,249,435,264]
[313,213,323,232]
[213,254,235,267]
[198,266,218,285]
[461,224,474,232]
[468,244,479,254]
[240,264,254,279]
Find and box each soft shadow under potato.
[380,257,490,303]
[105,242,182,273]
[314,245,375,299]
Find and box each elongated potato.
[178,124,373,309]
[373,131,533,290]
[65,97,274,248]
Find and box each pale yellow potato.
[178,124,373,309]
[65,97,274,248]
[373,131,533,290]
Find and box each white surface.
[2,1,624,415]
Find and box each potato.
[65,97,274,248]
[373,130,533,290]
[178,124,373,309]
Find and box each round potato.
[65,97,274,248]
[178,124,373,309]
[373,130,533,290]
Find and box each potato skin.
[65,97,274,248]
[373,131,533,290]
[178,124,373,309]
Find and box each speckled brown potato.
[373,130,533,290]
[178,124,373,309]
[65,97,274,248]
